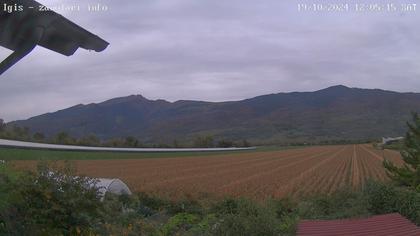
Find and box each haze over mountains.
[11,85,420,144]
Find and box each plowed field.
[13,144,403,200]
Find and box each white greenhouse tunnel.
[94,178,132,199]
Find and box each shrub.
[364,181,420,225]
[396,189,420,225]
[161,213,200,236]
[186,214,218,236]
[211,198,240,215]
[137,192,168,211]
[298,188,369,220]
[364,181,398,214]
[267,199,298,234]
[0,162,103,235]
[210,198,284,236]
[166,198,203,216]
[4,161,418,235]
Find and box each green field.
[0,148,250,160]
[0,146,301,160]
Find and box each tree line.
[0,119,251,148]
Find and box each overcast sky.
[0,0,419,121]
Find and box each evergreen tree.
[384,112,420,190]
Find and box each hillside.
[10,85,420,144]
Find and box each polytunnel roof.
[95,178,132,197]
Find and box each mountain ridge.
[10,85,420,144]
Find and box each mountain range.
[10,85,420,144]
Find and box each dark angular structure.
[0,0,108,75]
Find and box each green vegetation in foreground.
[1,162,419,236]
[384,112,420,191]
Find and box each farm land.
[10,144,403,200]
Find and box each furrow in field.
[359,145,384,162]
[151,148,339,196]
[351,145,360,189]
[293,147,346,196]
[142,147,333,188]
[11,144,404,200]
[75,148,322,186]
[155,148,340,197]
[253,146,345,198]
[139,147,331,184]
[289,146,348,197]
[358,145,387,181]
[324,146,352,194]
[355,145,369,187]
[218,147,340,191]
[328,151,352,194]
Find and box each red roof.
[297,213,420,236]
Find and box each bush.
[396,189,420,224]
[298,188,369,220]
[3,161,419,235]
[166,197,203,216]
[212,198,240,215]
[364,181,398,214]
[1,165,300,236]
[161,213,200,236]
[364,181,420,225]
[296,182,420,226]
[210,198,286,236]
[137,192,168,211]
[0,162,104,235]
[267,199,298,234]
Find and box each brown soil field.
[12,144,403,200]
